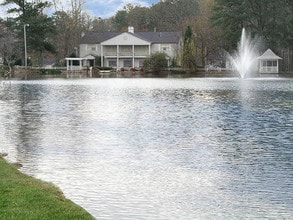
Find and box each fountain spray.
[229,28,260,78]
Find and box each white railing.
[15,66,67,70]
[67,66,82,71]
[134,51,149,56]
[119,52,132,56]
[104,51,117,56]
[259,67,278,73]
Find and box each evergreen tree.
[2,0,56,65]
[112,10,128,31]
[182,26,196,72]
[211,0,293,50]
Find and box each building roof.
[80,31,182,44]
[82,55,95,59]
[135,32,182,43]
[257,49,282,60]
[80,32,120,44]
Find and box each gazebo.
[65,57,83,71]
[257,49,282,74]
[65,55,95,71]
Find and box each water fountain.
[228,28,260,78]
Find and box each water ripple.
[0,78,292,219]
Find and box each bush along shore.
[0,154,95,220]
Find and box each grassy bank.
[0,156,95,220]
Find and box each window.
[108,60,117,67]
[87,44,96,51]
[124,60,132,67]
[267,61,272,66]
[160,44,170,52]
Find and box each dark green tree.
[211,0,293,50]
[182,26,196,71]
[2,0,56,65]
[149,0,199,31]
[127,5,150,31]
[112,10,128,31]
[184,25,192,42]
[111,0,200,32]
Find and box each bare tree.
[0,24,20,76]
[52,0,93,62]
[189,0,223,67]
[92,17,112,32]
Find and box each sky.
[84,0,158,18]
[0,0,159,19]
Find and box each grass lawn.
[0,156,95,220]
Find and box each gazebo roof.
[65,55,95,61]
[82,55,95,60]
[65,57,83,61]
[257,49,282,60]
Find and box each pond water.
[0,78,292,219]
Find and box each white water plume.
[228,28,260,78]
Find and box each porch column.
[148,44,151,56]
[66,59,69,70]
[117,45,119,69]
[260,60,263,73]
[79,59,82,70]
[101,45,104,67]
[132,45,135,68]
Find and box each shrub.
[143,52,168,73]
[92,66,113,71]
[0,65,9,77]
[40,69,61,75]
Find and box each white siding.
[102,33,150,46]
[151,43,178,58]
[79,44,101,58]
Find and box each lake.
[0,78,292,219]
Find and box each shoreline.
[2,67,292,80]
[0,154,95,220]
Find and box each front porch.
[101,45,150,69]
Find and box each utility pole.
[24,24,29,67]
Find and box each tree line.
[0,0,292,71]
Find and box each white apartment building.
[79,27,182,69]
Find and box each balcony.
[104,51,117,56]
[103,45,149,58]
[119,51,132,56]
[104,51,149,57]
[134,51,149,56]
